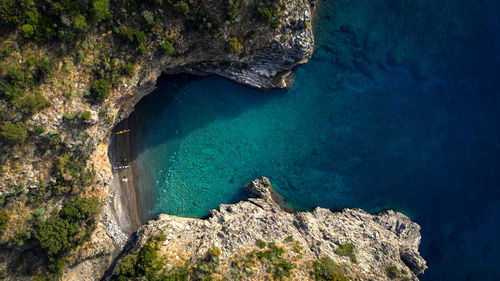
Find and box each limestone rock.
[123,177,426,280]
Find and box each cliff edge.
[111,177,426,281]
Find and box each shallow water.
[133,0,500,279]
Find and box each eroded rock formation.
[119,177,426,280]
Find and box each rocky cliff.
[112,177,426,280]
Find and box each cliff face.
[116,177,426,280]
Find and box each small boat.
[115,129,131,135]
[113,165,130,170]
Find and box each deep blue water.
[133,0,500,280]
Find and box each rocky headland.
[110,177,426,280]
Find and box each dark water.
[133,0,500,279]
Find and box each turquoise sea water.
[134,0,500,279]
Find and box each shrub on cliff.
[33,197,100,276]
[35,57,51,80]
[228,36,243,54]
[159,40,174,54]
[257,4,281,28]
[137,242,160,278]
[0,0,23,28]
[335,243,357,263]
[226,0,240,21]
[256,238,266,248]
[72,13,87,32]
[115,26,147,45]
[22,24,35,38]
[5,66,24,85]
[121,62,135,77]
[0,122,28,144]
[90,79,110,103]
[311,256,348,281]
[386,265,406,279]
[91,0,111,23]
[0,82,23,101]
[59,197,100,225]
[78,110,92,121]
[34,217,73,257]
[115,254,138,278]
[0,211,9,234]
[12,93,51,116]
[52,154,96,191]
[173,1,190,15]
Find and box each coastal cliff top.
[106,177,426,281]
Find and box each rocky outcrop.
[124,177,426,280]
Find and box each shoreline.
[108,114,143,237]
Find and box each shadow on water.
[132,73,284,155]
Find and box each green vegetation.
[256,242,293,280]
[1,0,111,43]
[12,94,51,116]
[114,240,351,281]
[34,57,51,80]
[386,265,408,279]
[52,153,96,193]
[5,66,24,85]
[115,26,147,45]
[159,40,174,54]
[256,238,266,248]
[78,110,92,121]
[121,62,135,77]
[0,122,28,144]
[0,82,22,100]
[113,239,217,281]
[311,256,348,281]
[257,3,282,28]
[142,10,155,25]
[174,1,190,15]
[22,24,35,38]
[115,253,138,277]
[136,242,160,278]
[138,45,147,54]
[191,246,221,280]
[0,0,23,28]
[226,0,240,22]
[89,79,111,103]
[33,125,45,135]
[228,36,243,54]
[72,13,88,32]
[91,0,111,23]
[0,267,6,278]
[228,242,293,280]
[335,243,357,263]
[0,210,9,233]
[208,246,221,257]
[63,112,74,122]
[156,233,167,241]
[34,197,100,277]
